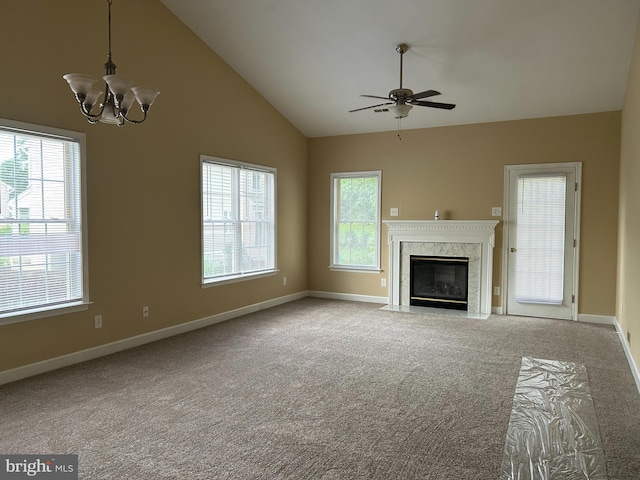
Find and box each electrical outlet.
[491,207,502,217]
[381,278,387,287]
[142,306,149,318]
[390,207,399,217]
[94,315,102,329]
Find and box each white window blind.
[515,175,566,304]
[0,121,86,316]
[330,171,381,270]
[201,157,275,283]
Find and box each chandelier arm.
[78,93,108,125]
[119,109,149,125]
[77,83,111,122]
[99,84,113,115]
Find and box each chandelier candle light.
[63,0,159,126]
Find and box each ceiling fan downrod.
[396,43,408,89]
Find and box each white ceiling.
[160,0,640,138]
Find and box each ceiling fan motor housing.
[390,88,414,101]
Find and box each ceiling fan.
[349,44,456,119]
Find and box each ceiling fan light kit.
[63,0,159,126]
[388,104,412,119]
[349,43,455,120]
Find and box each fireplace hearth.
[410,255,469,310]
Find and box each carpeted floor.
[1,298,639,479]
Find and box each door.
[504,163,581,320]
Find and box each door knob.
[510,247,517,253]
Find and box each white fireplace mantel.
[383,220,499,314]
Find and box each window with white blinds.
[0,119,87,319]
[515,174,567,304]
[201,156,276,284]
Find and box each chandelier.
[63,0,159,126]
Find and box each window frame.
[200,155,277,286]
[0,118,89,325]
[330,170,382,272]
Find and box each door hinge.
[572,294,575,303]
[573,239,576,248]
[575,182,578,192]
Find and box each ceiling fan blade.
[349,102,393,113]
[413,100,456,110]
[411,89,441,100]
[361,95,390,100]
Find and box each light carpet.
[1,298,639,479]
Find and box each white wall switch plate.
[390,208,399,217]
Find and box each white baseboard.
[492,306,503,315]
[614,317,640,394]
[578,314,616,325]
[580,314,639,394]
[308,290,388,304]
[0,291,308,386]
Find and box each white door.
[504,163,581,320]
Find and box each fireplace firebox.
[410,255,469,310]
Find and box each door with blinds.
[505,163,581,320]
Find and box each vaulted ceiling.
[160,0,640,138]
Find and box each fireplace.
[410,256,469,310]
[383,220,499,315]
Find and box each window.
[330,171,381,271]
[0,119,88,322]
[201,156,276,284]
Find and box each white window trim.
[330,170,382,272]
[0,118,89,324]
[200,270,278,288]
[0,302,91,326]
[200,155,277,286]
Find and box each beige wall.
[619,13,640,372]
[308,112,621,315]
[0,0,630,376]
[0,0,308,370]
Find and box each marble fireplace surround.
[383,220,499,314]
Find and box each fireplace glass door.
[410,256,469,310]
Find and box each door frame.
[500,162,582,320]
